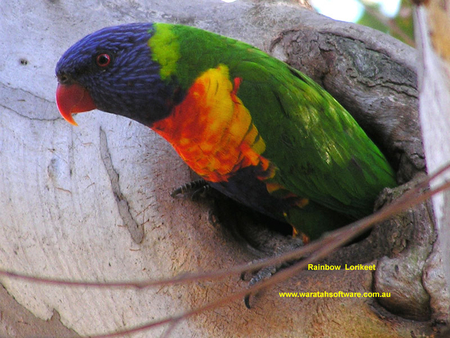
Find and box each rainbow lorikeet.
[55,23,396,241]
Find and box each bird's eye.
[96,53,111,67]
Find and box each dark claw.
[244,294,252,309]
[242,264,279,309]
[241,270,250,282]
[171,179,209,199]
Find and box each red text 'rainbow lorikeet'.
[55,23,396,240]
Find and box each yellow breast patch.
[151,65,271,182]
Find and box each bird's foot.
[171,179,210,200]
[241,262,280,308]
[241,235,304,308]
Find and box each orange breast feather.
[151,65,273,182]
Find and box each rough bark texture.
[0,0,447,337]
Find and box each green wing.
[231,58,396,220]
[169,24,396,221]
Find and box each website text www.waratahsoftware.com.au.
[278,263,391,298]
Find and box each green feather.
[151,23,396,238]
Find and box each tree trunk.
[0,0,447,337]
[414,0,450,305]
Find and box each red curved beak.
[56,83,97,126]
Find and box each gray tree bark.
[0,0,447,337]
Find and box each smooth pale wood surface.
[0,0,444,337]
[415,2,450,300]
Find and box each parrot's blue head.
[56,23,181,126]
